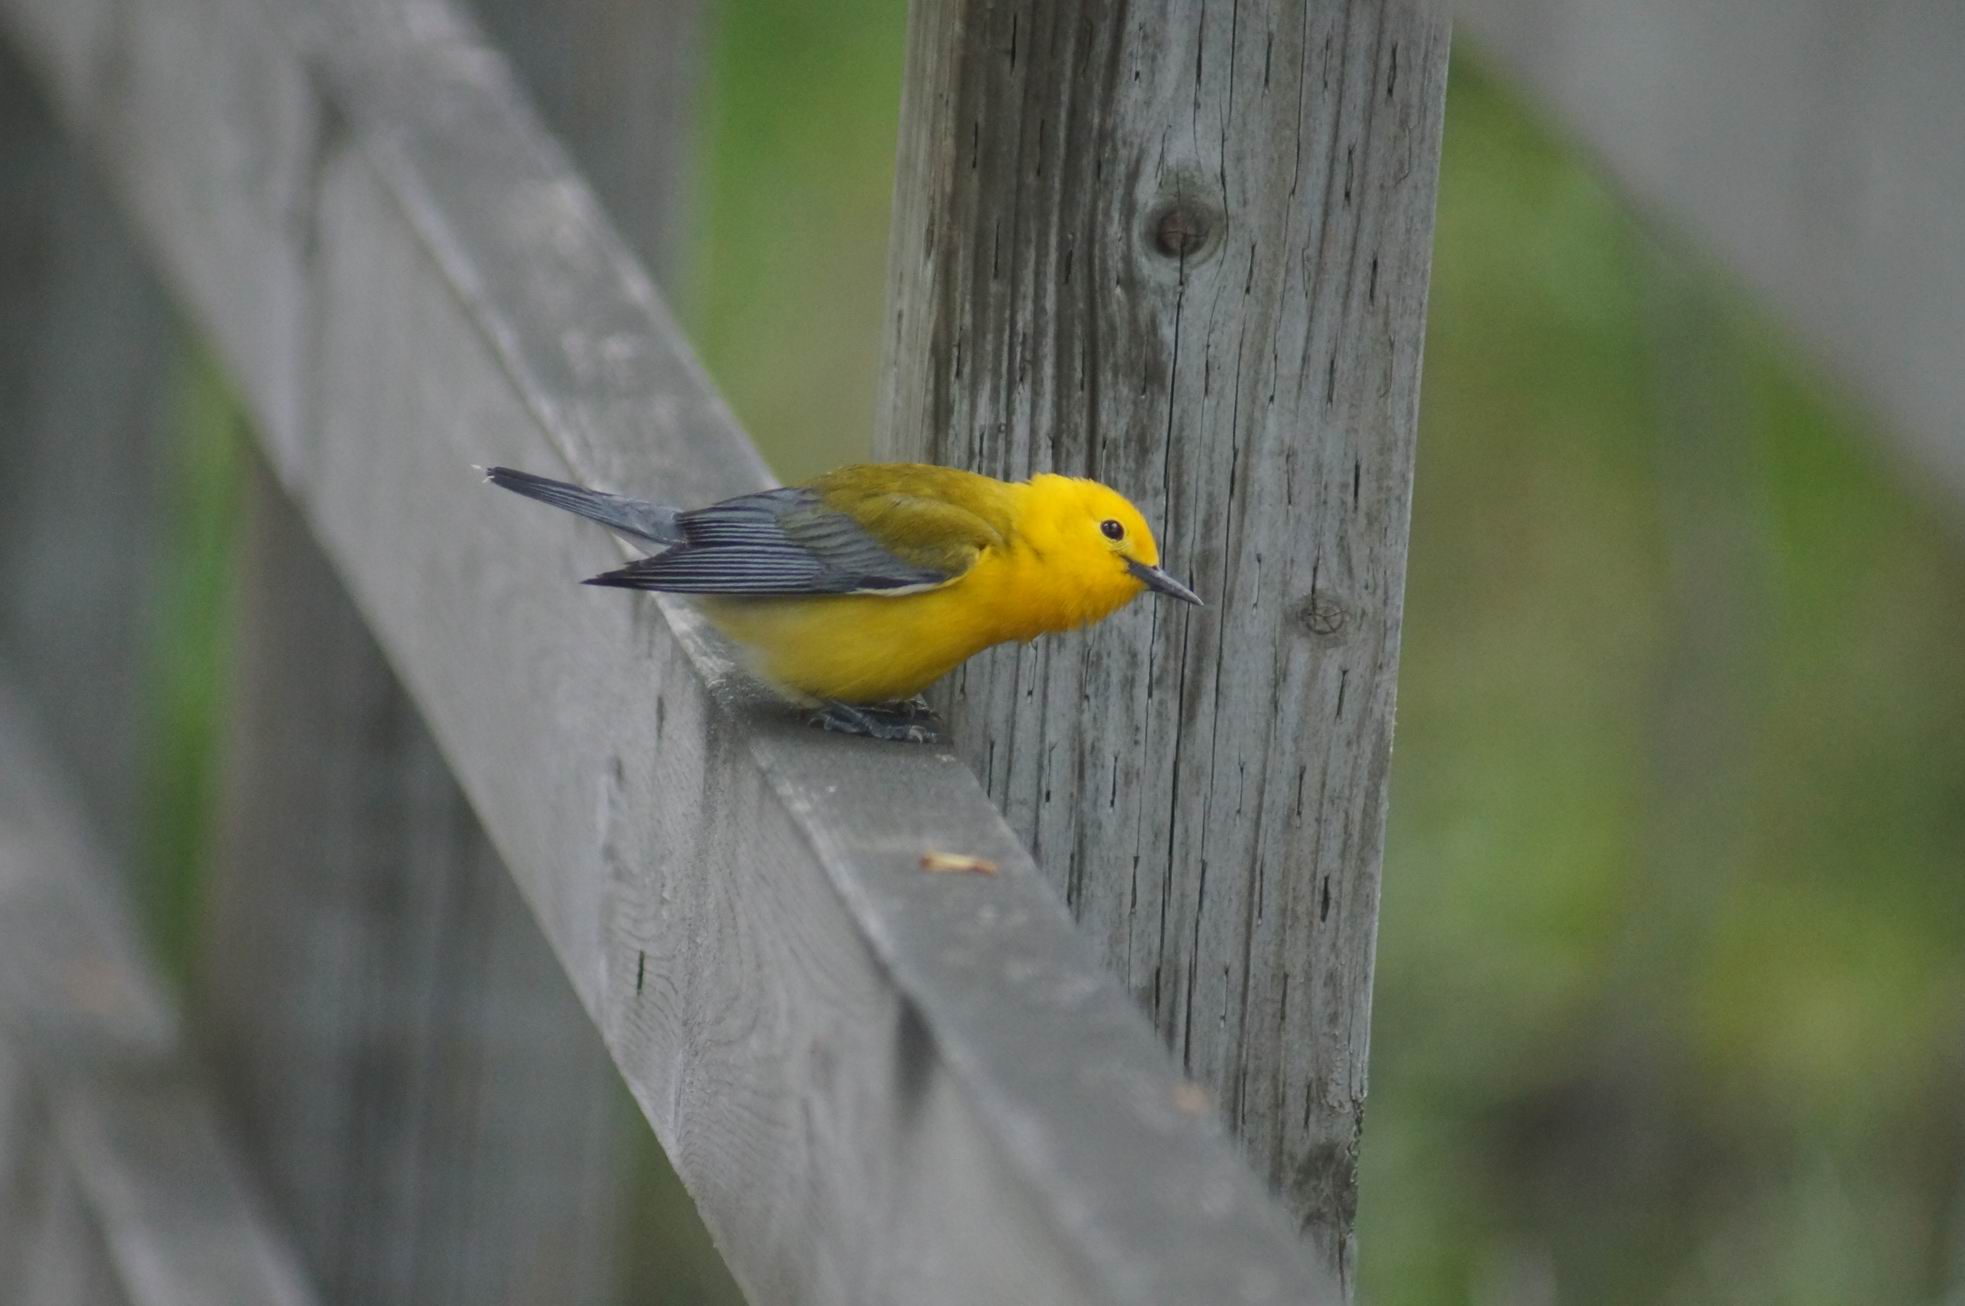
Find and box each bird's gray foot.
[809,700,944,744]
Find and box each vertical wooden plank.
[0,35,176,864]
[877,1,1451,1288]
[196,459,634,1305]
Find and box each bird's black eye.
[1100,519,1125,541]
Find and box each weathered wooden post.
[878,2,1450,1287]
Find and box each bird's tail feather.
[482,466,683,546]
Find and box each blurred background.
[27,0,1965,1302]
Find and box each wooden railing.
[0,0,1450,1301]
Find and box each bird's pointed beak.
[1128,558,1204,606]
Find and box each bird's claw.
[808,700,945,744]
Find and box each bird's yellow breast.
[699,536,1138,704]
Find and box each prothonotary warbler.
[484,462,1202,742]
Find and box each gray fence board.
[0,0,1339,1300]
[878,1,1450,1285]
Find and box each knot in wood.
[1295,590,1349,641]
[1150,200,1216,260]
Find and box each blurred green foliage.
[684,0,902,482]
[139,352,243,983]
[1362,59,1965,1306]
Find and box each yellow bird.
[485,463,1202,741]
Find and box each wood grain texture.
[0,678,318,1306]
[195,459,644,1305]
[878,1,1450,1284]
[1455,0,1965,509]
[0,0,1341,1299]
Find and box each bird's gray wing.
[582,487,962,596]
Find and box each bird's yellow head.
[1021,474,1203,625]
